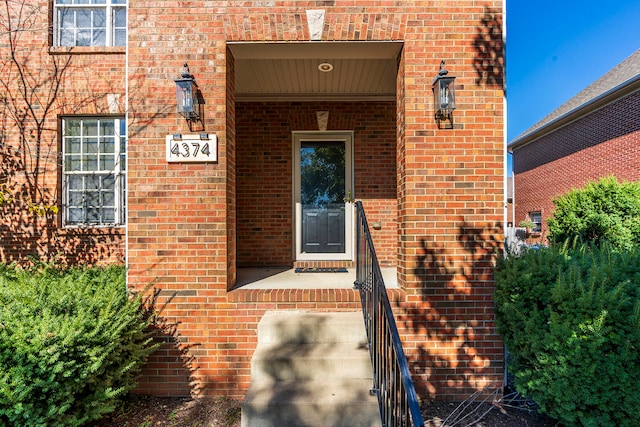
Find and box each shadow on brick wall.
[0,2,123,265]
[473,7,504,89]
[134,287,202,397]
[404,221,503,400]
[0,1,171,266]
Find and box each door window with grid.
[62,118,126,226]
[54,0,127,47]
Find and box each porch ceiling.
[229,42,402,102]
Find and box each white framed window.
[529,211,542,233]
[62,117,126,226]
[54,0,127,47]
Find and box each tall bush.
[547,176,640,250]
[0,264,157,427]
[495,245,640,426]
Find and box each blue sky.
[506,1,640,154]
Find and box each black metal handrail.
[353,201,424,427]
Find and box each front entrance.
[293,132,354,261]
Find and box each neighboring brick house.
[509,49,640,240]
[1,1,505,401]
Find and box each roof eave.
[508,75,640,152]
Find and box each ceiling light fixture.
[318,62,333,72]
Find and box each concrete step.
[250,341,372,382]
[242,379,380,427]
[257,311,367,344]
[242,311,381,427]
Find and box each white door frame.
[292,131,354,261]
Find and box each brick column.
[395,7,505,399]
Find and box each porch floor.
[235,267,398,289]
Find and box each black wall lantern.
[432,60,456,129]
[174,62,199,120]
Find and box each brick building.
[509,49,640,240]
[1,1,505,401]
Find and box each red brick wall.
[513,91,640,239]
[136,288,366,398]
[236,101,398,267]
[0,0,507,401]
[127,0,505,401]
[0,1,125,266]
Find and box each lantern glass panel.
[438,77,456,111]
[175,79,197,116]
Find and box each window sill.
[49,46,126,56]
[61,224,126,231]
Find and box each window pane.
[102,175,115,190]
[103,191,115,206]
[65,137,81,153]
[102,208,115,222]
[59,9,75,28]
[100,156,115,170]
[114,8,126,26]
[56,1,74,4]
[64,120,81,136]
[69,192,84,206]
[76,9,92,26]
[83,120,99,136]
[86,208,100,223]
[65,155,82,171]
[68,208,84,223]
[60,30,75,46]
[100,138,115,153]
[113,8,126,46]
[77,29,91,46]
[83,155,98,171]
[86,191,100,206]
[111,0,126,4]
[113,29,125,46]
[92,29,105,46]
[100,120,114,136]
[68,175,84,190]
[120,132,126,170]
[83,138,99,154]
[86,175,101,190]
[93,10,106,26]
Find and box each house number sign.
[166,134,217,163]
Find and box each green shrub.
[547,176,640,250]
[495,245,640,426]
[0,264,157,427]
